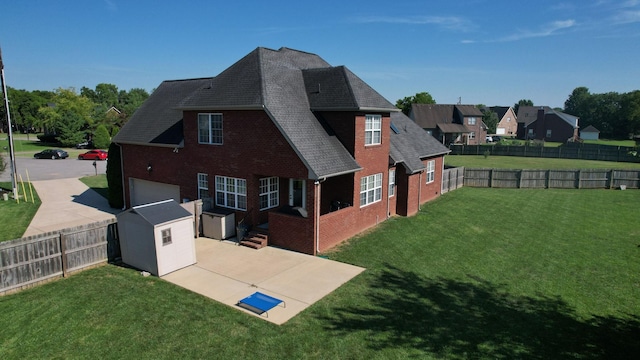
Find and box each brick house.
[516,106,579,142]
[113,47,449,255]
[490,106,518,137]
[409,104,487,145]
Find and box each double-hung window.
[365,114,382,145]
[360,173,382,207]
[426,160,436,184]
[259,177,279,210]
[198,113,223,144]
[215,176,246,210]
[161,229,172,246]
[388,169,395,197]
[468,117,476,125]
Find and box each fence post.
[60,233,68,278]
[578,170,582,189]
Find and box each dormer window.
[365,114,382,145]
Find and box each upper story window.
[198,113,223,145]
[360,173,382,207]
[365,114,382,145]
[468,117,476,125]
[215,175,246,210]
[546,129,552,138]
[259,177,279,210]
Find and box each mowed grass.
[79,174,108,200]
[0,182,40,241]
[1,188,638,358]
[445,154,640,170]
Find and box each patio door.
[289,179,306,209]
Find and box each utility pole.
[0,46,19,200]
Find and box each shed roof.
[128,199,192,226]
[581,125,600,133]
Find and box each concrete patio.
[161,237,365,325]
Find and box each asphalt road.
[0,155,109,182]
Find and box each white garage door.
[496,128,506,135]
[130,178,180,207]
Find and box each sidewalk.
[23,178,120,236]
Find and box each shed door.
[130,178,180,207]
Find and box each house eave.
[176,105,265,111]
[115,140,184,149]
[310,107,400,113]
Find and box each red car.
[78,150,108,161]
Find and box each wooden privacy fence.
[463,168,640,189]
[442,167,465,194]
[450,144,640,163]
[0,219,119,295]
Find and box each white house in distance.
[580,125,600,140]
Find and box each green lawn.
[445,155,640,170]
[79,174,108,199]
[1,188,638,359]
[0,182,41,241]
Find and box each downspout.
[314,178,326,254]
[418,170,423,213]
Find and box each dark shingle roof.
[517,106,579,128]
[390,112,450,174]
[130,199,192,226]
[410,104,455,129]
[454,105,484,117]
[113,78,213,146]
[114,47,403,179]
[489,106,510,119]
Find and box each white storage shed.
[117,199,196,276]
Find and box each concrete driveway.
[162,237,365,325]
[23,178,120,236]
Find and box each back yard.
[1,187,638,359]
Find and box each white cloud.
[611,10,640,24]
[353,15,472,32]
[495,19,576,42]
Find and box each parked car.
[75,141,93,149]
[34,149,69,159]
[493,136,502,142]
[486,135,493,142]
[78,149,108,161]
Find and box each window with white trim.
[161,229,172,246]
[198,173,211,209]
[468,117,476,125]
[198,113,223,144]
[388,169,395,197]
[259,177,279,210]
[215,176,246,210]
[469,132,475,139]
[365,114,382,145]
[197,173,209,199]
[360,173,382,207]
[426,160,436,184]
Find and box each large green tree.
[513,99,534,114]
[478,105,499,134]
[37,87,94,146]
[396,92,436,115]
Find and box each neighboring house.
[490,106,518,136]
[580,125,600,140]
[516,106,579,142]
[113,47,450,255]
[409,104,487,145]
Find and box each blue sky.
[1,0,639,108]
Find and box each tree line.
[0,83,149,148]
